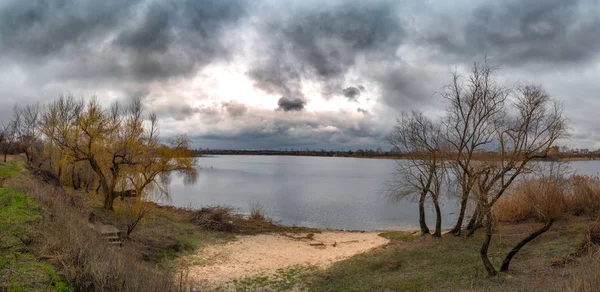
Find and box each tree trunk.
[480,210,497,276]
[419,190,430,235]
[467,205,483,236]
[450,190,469,235]
[3,151,7,162]
[500,219,555,272]
[87,155,113,210]
[432,194,442,237]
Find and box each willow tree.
[388,111,447,237]
[41,96,197,210]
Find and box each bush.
[495,177,567,222]
[192,206,237,232]
[570,175,600,218]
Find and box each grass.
[223,265,316,291]
[0,171,69,291]
[0,160,21,186]
[306,219,589,291]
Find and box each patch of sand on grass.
[184,231,390,287]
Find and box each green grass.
[223,265,316,291]
[0,161,20,184]
[0,188,69,291]
[379,231,417,242]
[1,161,69,291]
[306,220,588,292]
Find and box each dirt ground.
[184,231,390,287]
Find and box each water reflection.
[158,155,464,231]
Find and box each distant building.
[581,149,590,155]
[548,146,560,155]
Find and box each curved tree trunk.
[500,219,555,272]
[467,205,483,236]
[480,210,497,276]
[450,191,469,235]
[88,155,113,210]
[419,190,430,235]
[432,194,442,237]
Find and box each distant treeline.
[195,149,600,161]
[195,149,400,158]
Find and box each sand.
[183,231,390,287]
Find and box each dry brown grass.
[495,177,568,223]
[495,174,600,224]
[570,175,600,218]
[567,246,600,292]
[20,180,197,291]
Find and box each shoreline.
[184,230,393,288]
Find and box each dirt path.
[184,231,390,287]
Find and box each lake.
[160,156,600,231]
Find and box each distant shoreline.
[196,152,600,162]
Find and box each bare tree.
[469,84,567,276]
[12,103,44,167]
[388,111,447,237]
[498,161,570,272]
[440,60,509,236]
[0,120,18,162]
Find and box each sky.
[0,0,599,150]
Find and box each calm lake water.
[160,156,600,231]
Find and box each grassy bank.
[0,155,319,291]
[306,219,589,291]
[1,160,69,291]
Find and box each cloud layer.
[1,0,600,149]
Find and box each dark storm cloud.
[342,86,362,101]
[0,0,248,82]
[277,97,306,112]
[249,1,404,100]
[427,0,600,66]
[0,0,134,59]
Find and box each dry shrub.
[570,175,600,218]
[24,181,187,292]
[495,177,567,222]
[192,206,236,232]
[249,202,266,221]
[191,206,308,234]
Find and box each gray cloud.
[1,0,600,149]
[189,107,386,150]
[277,97,306,112]
[342,86,362,101]
[426,0,600,66]
[222,101,248,117]
[249,1,404,100]
[154,103,199,121]
[0,0,248,83]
